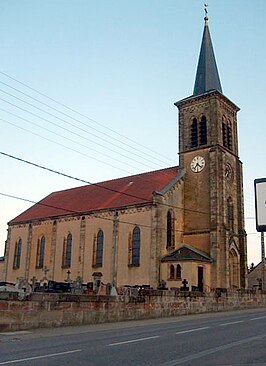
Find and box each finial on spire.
[204,3,208,25]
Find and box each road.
[0,308,265,365]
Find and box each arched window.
[13,238,22,269]
[96,230,104,267]
[191,118,198,147]
[132,226,140,266]
[227,123,232,150]
[222,117,233,151]
[167,210,174,249]
[222,121,227,147]
[62,233,72,268]
[169,264,175,279]
[199,116,207,145]
[176,264,182,279]
[36,235,45,269]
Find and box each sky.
[0,0,265,266]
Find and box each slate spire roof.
[193,16,222,96]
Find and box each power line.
[0,119,138,176]
[0,74,183,184]
[0,116,149,173]
[0,192,183,233]
[1,151,187,217]
[0,71,175,165]
[0,191,257,235]
[0,150,257,221]
[1,192,76,214]
[0,150,209,216]
[0,151,150,202]
[0,95,162,171]
[0,103,178,184]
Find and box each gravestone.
[72,276,83,294]
[180,278,189,291]
[92,272,102,294]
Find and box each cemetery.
[0,276,265,332]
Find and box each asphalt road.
[0,308,265,365]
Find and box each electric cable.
[0,71,175,164]
[0,96,161,171]
[0,192,183,233]
[0,191,256,235]
[0,150,256,220]
[0,116,149,173]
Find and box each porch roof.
[161,244,212,263]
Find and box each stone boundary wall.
[0,290,265,332]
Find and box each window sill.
[128,264,140,268]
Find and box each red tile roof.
[10,166,179,224]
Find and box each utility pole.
[261,232,265,291]
[254,178,266,291]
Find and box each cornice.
[175,90,239,112]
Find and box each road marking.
[250,315,266,321]
[219,320,244,327]
[0,331,32,336]
[175,326,210,335]
[107,335,160,346]
[0,349,82,365]
[160,334,266,365]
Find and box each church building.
[3,15,247,291]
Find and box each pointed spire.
[193,10,222,96]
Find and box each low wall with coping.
[0,290,265,332]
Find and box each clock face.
[225,163,233,181]
[190,156,205,173]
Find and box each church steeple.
[175,8,247,290]
[193,14,222,96]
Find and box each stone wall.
[0,259,5,281]
[0,290,265,332]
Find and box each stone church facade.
[3,15,247,291]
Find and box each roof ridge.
[48,165,179,196]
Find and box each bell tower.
[175,14,247,289]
